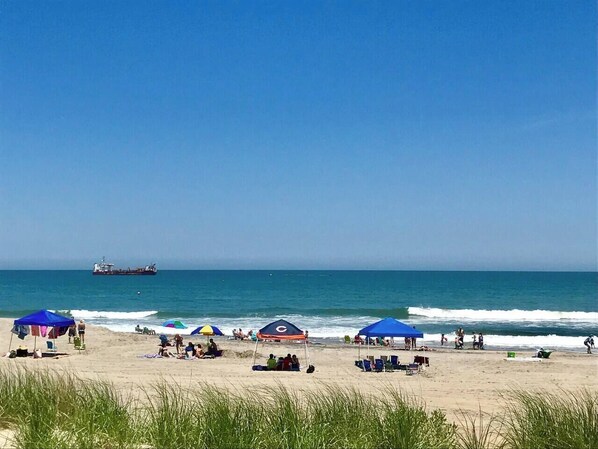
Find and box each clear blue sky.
[0,1,595,270]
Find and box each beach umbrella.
[191,324,223,336]
[191,324,223,346]
[162,319,187,329]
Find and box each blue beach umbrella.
[162,319,187,329]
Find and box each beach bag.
[306,365,315,374]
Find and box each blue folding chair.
[362,359,372,372]
[390,355,400,368]
[374,359,384,372]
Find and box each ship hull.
[93,271,157,275]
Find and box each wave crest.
[62,310,158,320]
[408,307,598,322]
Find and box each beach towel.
[40,326,48,338]
[30,326,40,337]
[505,357,541,362]
[138,354,163,359]
[11,325,30,340]
[48,327,67,339]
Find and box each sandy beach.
[2,319,596,422]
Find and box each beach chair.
[406,363,420,375]
[380,355,388,364]
[74,336,86,351]
[414,356,429,367]
[344,335,351,344]
[354,360,364,369]
[536,349,553,359]
[390,355,400,368]
[46,340,57,353]
[367,355,375,366]
[374,359,384,372]
[362,359,372,372]
[384,360,394,372]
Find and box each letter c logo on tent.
[276,325,287,333]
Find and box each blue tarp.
[358,317,423,338]
[14,310,75,328]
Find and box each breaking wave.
[61,310,159,320]
[408,307,598,322]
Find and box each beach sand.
[1,319,596,421]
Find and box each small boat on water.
[92,257,157,275]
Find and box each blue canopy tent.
[11,310,75,351]
[251,319,310,369]
[14,310,75,328]
[357,317,423,358]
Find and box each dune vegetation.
[0,368,595,449]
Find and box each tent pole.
[304,339,309,367]
[251,337,260,368]
[8,332,13,352]
[358,334,361,360]
[34,336,37,351]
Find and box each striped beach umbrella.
[191,324,223,336]
[162,319,188,329]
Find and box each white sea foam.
[64,310,158,320]
[95,321,589,349]
[422,333,587,349]
[72,309,595,349]
[408,307,598,322]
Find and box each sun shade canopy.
[14,310,75,328]
[358,317,423,338]
[257,319,306,340]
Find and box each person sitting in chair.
[206,338,218,356]
[266,354,277,370]
[291,354,300,371]
[282,354,292,371]
[135,324,142,333]
[185,341,195,357]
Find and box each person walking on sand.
[440,334,447,346]
[77,320,86,344]
[584,335,595,354]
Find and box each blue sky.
[0,1,595,270]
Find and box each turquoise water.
[1,270,596,349]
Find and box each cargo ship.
[92,257,157,275]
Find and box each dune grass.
[0,367,596,449]
[501,390,598,449]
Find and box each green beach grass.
[0,368,595,449]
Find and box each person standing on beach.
[440,334,447,346]
[174,334,183,354]
[68,324,76,344]
[77,320,86,344]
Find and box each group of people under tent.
[265,353,301,371]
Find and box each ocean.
[1,270,596,351]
